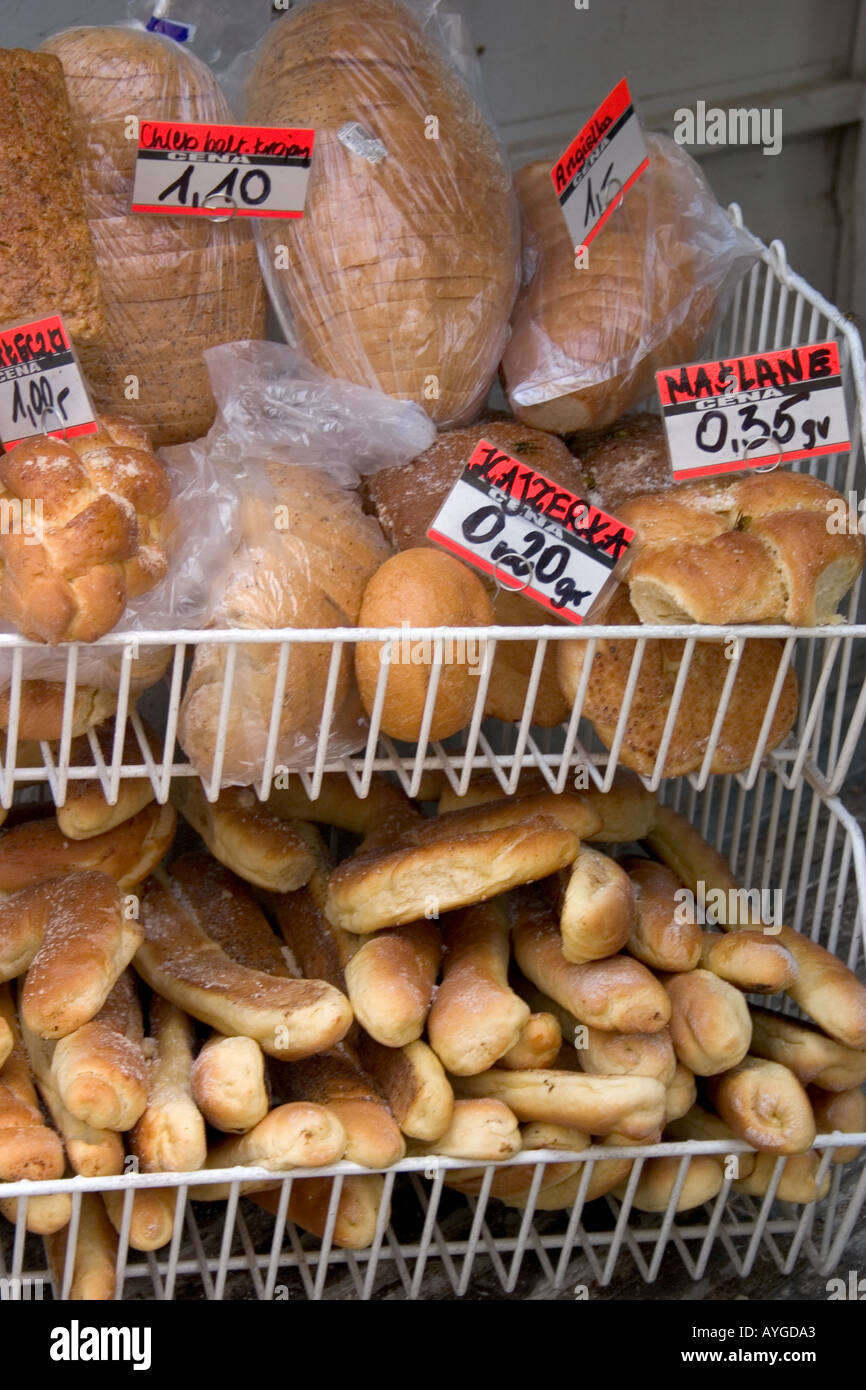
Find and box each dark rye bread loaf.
[245,0,519,427]
[0,49,106,355]
[43,26,267,447]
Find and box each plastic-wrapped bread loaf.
[0,49,106,357]
[42,25,267,446]
[501,134,758,433]
[245,0,519,426]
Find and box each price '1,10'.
[158,164,272,210]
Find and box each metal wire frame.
[0,765,863,1301]
[0,218,863,805]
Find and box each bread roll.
[444,1121,587,1200]
[356,1036,454,1143]
[808,1085,866,1163]
[428,901,529,1075]
[21,1017,124,1177]
[707,1056,816,1154]
[57,720,158,840]
[407,1098,521,1162]
[556,845,636,964]
[103,1188,176,1253]
[664,1062,697,1123]
[250,1174,386,1251]
[437,771,655,844]
[355,548,493,742]
[622,857,702,972]
[500,1013,562,1070]
[44,26,267,445]
[268,771,418,839]
[245,0,518,426]
[734,1151,830,1204]
[512,888,671,1033]
[344,922,441,1048]
[664,969,752,1076]
[666,1103,756,1179]
[557,586,798,777]
[622,472,864,627]
[131,997,206,1174]
[570,413,672,515]
[270,1052,405,1169]
[0,985,65,1184]
[134,878,353,1060]
[616,1155,724,1213]
[501,135,751,432]
[579,1026,676,1084]
[326,798,584,935]
[698,930,798,994]
[191,1102,347,1201]
[191,1034,269,1135]
[17,873,142,1041]
[172,783,320,894]
[0,1191,72,1235]
[47,1193,118,1301]
[453,1068,666,1140]
[50,971,148,1130]
[745,1008,866,1093]
[168,853,292,979]
[0,801,176,894]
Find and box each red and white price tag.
[426,440,635,626]
[131,120,314,219]
[656,341,851,480]
[0,314,97,451]
[551,77,649,250]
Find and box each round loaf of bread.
[245,0,519,426]
[557,586,798,777]
[43,26,267,447]
[502,136,734,432]
[355,548,494,741]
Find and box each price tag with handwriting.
[656,341,851,479]
[0,314,97,451]
[426,440,634,625]
[131,120,314,219]
[551,78,649,250]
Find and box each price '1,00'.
[11,373,70,434]
[158,164,271,210]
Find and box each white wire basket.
[1,764,863,1301]
[0,212,864,808]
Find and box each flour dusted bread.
[245,0,518,426]
[0,49,105,356]
[43,25,267,445]
[502,134,756,432]
[620,471,864,626]
[557,586,798,777]
[0,418,171,644]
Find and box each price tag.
[426,440,635,626]
[131,120,314,219]
[551,77,649,250]
[656,341,851,480]
[0,314,97,451]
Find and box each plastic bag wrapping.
[0,439,236,741]
[242,0,521,429]
[176,341,430,787]
[501,134,762,435]
[41,24,267,447]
